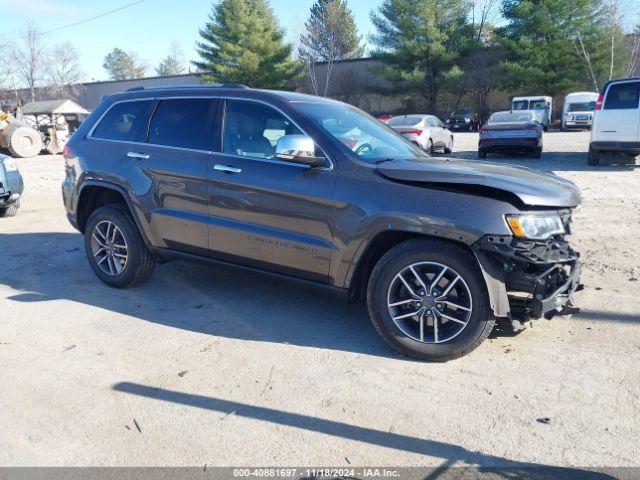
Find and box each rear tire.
[428,139,434,155]
[3,124,43,158]
[532,147,542,159]
[588,146,600,166]
[444,136,453,154]
[84,205,156,288]
[367,238,494,361]
[0,200,20,217]
[478,149,487,159]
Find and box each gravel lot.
[1,131,638,469]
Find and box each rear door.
[427,117,446,146]
[206,98,337,283]
[434,117,448,145]
[135,97,219,254]
[594,80,640,143]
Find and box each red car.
[378,114,396,123]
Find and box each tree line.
[192,0,640,117]
[2,0,639,118]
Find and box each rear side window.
[604,82,640,110]
[148,99,216,151]
[92,100,152,141]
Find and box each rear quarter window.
[604,82,640,110]
[91,100,153,141]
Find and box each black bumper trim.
[533,260,582,319]
[590,141,640,154]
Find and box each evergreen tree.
[103,48,146,80]
[370,0,471,113]
[193,0,301,88]
[500,0,625,94]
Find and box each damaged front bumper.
[473,231,583,331]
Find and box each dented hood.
[376,157,582,208]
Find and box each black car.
[479,111,543,159]
[446,108,480,131]
[0,154,23,217]
[62,85,582,361]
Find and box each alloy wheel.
[91,220,128,276]
[387,262,473,344]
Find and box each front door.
[595,80,640,143]
[207,99,337,283]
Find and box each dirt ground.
[0,131,638,470]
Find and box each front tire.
[588,146,600,166]
[367,238,494,361]
[0,200,20,217]
[3,125,43,158]
[84,205,156,288]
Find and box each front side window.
[148,99,216,151]
[92,100,152,141]
[604,82,640,110]
[293,101,427,163]
[223,100,302,159]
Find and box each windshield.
[568,101,596,112]
[489,112,533,123]
[512,100,529,110]
[452,109,471,116]
[387,115,425,127]
[294,102,427,163]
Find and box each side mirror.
[275,134,326,167]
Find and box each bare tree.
[470,0,500,42]
[156,41,186,77]
[46,42,83,97]
[626,25,640,76]
[299,0,363,97]
[7,23,48,102]
[573,32,600,91]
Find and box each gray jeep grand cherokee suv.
[62,85,583,361]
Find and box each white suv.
[589,78,640,165]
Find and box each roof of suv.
[106,84,334,105]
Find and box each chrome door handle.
[127,152,150,160]
[213,164,242,174]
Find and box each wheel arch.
[347,230,510,318]
[75,181,152,248]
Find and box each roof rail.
[126,83,250,92]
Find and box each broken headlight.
[506,213,565,240]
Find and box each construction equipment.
[0,99,89,158]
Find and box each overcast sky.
[1,0,379,82]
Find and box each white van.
[589,78,640,165]
[561,92,598,131]
[512,96,553,130]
